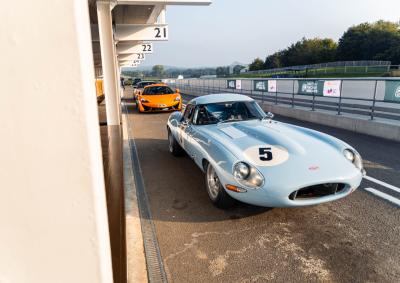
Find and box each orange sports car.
[137,84,182,112]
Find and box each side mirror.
[176,88,180,93]
[266,112,274,119]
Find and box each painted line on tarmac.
[364,175,400,194]
[364,187,400,207]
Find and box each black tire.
[205,162,236,209]
[168,129,184,156]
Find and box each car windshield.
[194,101,265,125]
[143,86,174,95]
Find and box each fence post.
[292,79,295,108]
[337,80,343,115]
[275,86,278,105]
[370,80,378,120]
[312,93,315,111]
[311,79,316,111]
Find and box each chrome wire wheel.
[206,164,221,200]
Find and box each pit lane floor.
[123,95,399,283]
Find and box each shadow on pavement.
[131,137,273,223]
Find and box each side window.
[192,107,199,125]
[183,105,194,122]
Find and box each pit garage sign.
[323,80,341,97]
[384,81,400,102]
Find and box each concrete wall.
[261,104,400,142]
[0,1,113,282]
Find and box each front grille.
[289,183,346,200]
[142,102,179,112]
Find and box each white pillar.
[158,6,166,24]
[0,0,113,282]
[112,41,122,120]
[97,2,120,125]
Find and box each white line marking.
[363,175,400,194]
[364,187,400,207]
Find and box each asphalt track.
[124,93,400,283]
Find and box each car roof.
[188,93,254,105]
[143,83,168,88]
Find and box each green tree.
[233,65,245,74]
[216,66,229,77]
[249,58,265,71]
[375,45,400,64]
[263,38,337,69]
[264,52,283,69]
[281,38,337,66]
[152,65,165,78]
[337,20,400,62]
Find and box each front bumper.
[139,101,181,112]
[215,166,363,207]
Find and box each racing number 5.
[259,147,273,161]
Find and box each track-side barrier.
[171,78,400,123]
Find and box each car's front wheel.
[205,162,235,209]
[168,129,184,156]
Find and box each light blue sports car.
[167,93,365,208]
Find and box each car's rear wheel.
[168,129,184,156]
[205,163,235,209]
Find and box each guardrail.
[171,78,400,123]
[245,60,392,74]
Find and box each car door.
[178,104,195,150]
[183,106,204,163]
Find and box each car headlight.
[174,96,181,101]
[140,98,149,103]
[343,149,364,172]
[343,149,354,162]
[233,162,264,188]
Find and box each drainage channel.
[124,103,168,283]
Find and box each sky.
[140,0,400,68]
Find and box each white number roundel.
[243,145,289,167]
